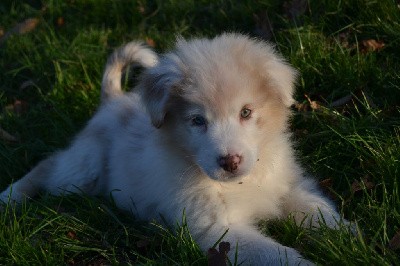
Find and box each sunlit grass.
[0,0,399,264]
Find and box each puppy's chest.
[216,181,289,222]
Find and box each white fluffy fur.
[0,33,347,265]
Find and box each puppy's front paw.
[230,243,314,266]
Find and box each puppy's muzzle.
[218,154,242,173]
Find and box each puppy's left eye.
[191,115,207,126]
[240,108,252,119]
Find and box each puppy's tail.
[101,41,158,102]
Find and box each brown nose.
[218,154,242,173]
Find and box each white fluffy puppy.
[1,33,345,265]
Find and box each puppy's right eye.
[191,115,207,126]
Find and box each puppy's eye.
[191,115,207,126]
[240,108,252,119]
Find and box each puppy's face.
[142,34,297,181]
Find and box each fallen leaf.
[351,177,375,193]
[319,178,333,189]
[56,17,65,27]
[293,101,309,112]
[5,100,29,115]
[319,178,339,200]
[137,2,146,15]
[0,27,4,38]
[337,31,351,49]
[207,241,230,266]
[0,18,40,45]
[13,100,29,115]
[389,231,400,250]
[305,94,322,110]
[145,37,155,47]
[360,39,385,53]
[207,248,226,266]
[218,241,230,255]
[66,231,77,240]
[12,18,40,35]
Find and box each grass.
[0,0,399,264]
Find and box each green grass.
[0,0,399,264]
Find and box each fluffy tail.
[101,41,158,102]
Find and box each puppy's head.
[141,33,297,181]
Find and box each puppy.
[1,33,346,265]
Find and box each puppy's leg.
[0,156,55,204]
[198,223,313,265]
[283,178,345,229]
[0,125,108,204]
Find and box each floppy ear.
[265,58,298,107]
[141,55,184,128]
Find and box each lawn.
[0,0,399,265]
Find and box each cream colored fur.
[0,34,347,265]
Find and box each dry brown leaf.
[0,27,4,38]
[319,178,339,200]
[56,17,65,27]
[0,18,40,45]
[13,100,29,115]
[13,18,40,35]
[5,100,29,115]
[310,101,321,110]
[319,178,333,189]
[207,241,230,266]
[305,94,322,110]
[337,31,351,48]
[145,37,155,47]
[389,231,400,250]
[218,241,230,256]
[137,2,146,15]
[351,177,375,193]
[0,127,19,142]
[293,101,309,112]
[208,248,225,266]
[66,231,77,240]
[360,39,385,53]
